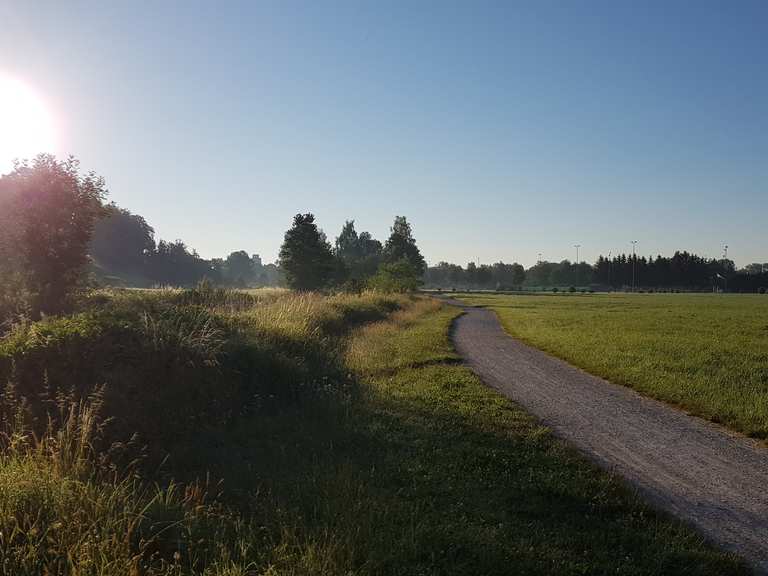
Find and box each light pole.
[537,252,542,264]
[630,240,638,292]
[608,251,612,288]
[574,244,581,264]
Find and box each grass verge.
[455,293,768,440]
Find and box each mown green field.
[0,290,747,574]
[457,293,768,440]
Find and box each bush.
[759,287,766,294]
[368,259,422,293]
[0,289,404,462]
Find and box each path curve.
[445,299,768,573]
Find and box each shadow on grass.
[208,355,749,576]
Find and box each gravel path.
[444,299,768,573]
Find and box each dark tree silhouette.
[334,220,382,282]
[91,204,155,282]
[279,213,335,290]
[223,250,255,286]
[382,216,425,274]
[335,220,362,263]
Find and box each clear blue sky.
[2,1,766,267]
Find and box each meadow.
[0,289,748,574]
[457,292,768,440]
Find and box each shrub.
[0,290,404,462]
[368,259,422,293]
[759,287,766,294]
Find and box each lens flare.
[0,74,57,174]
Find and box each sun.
[0,74,57,174]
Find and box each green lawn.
[232,299,746,575]
[456,292,768,440]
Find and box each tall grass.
[0,290,747,574]
[0,390,269,575]
[0,287,409,463]
[0,287,409,575]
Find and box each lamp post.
[608,251,612,288]
[574,244,581,264]
[630,240,638,292]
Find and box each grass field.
[456,293,768,440]
[0,291,748,574]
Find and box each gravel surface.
[444,299,768,573]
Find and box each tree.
[0,155,106,317]
[147,239,214,286]
[382,216,426,274]
[335,220,361,264]
[476,264,493,287]
[223,250,255,286]
[510,263,526,286]
[90,204,155,282]
[279,213,335,290]
[466,262,478,285]
[334,220,382,282]
[742,263,768,275]
[369,258,422,293]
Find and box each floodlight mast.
[608,251,612,288]
[630,240,638,292]
[574,244,581,264]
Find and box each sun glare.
[0,74,57,174]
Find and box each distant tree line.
[424,261,525,290]
[592,252,736,289]
[91,204,283,288]
[425,252,767,293]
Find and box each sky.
[1,0,766,267]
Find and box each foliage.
[90,204,281,289]
[368,258,423,293]
[593,251,736,289]
[279,213,336,291]
[382,215,426,275]
[90,204,155,283]
[459,292,768,439]
[0,155,106,318]
[334,220,383,282]
[0,288,405,464]
[425,261,525,289]
[428,251,746,291]
[0,295,746,575]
